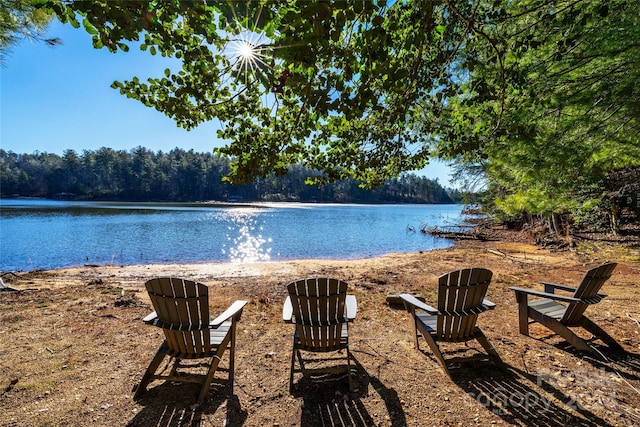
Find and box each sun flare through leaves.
[225,28,272,88]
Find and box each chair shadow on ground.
[127,379,247,427]
[525,332,640,380]
[292,355,407,427]
[444,355,617,427]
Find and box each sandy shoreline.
[7,250,444,292]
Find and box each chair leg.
[475,328,506,371]
[417,324,451,378]
[134,344,167,400]
[289,345,297,393]
[413,317,451,377]
[228,323,237,392]
[170,358,181,376]
[514,293,530,336]
[535,315,593,353]
[346,348,353,392]
[197,338,229,404]
[411,314,420,349]
[580,316,624,351]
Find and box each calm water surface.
[0,199,466,271]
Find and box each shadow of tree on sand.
[292,355,407,427]
[127,380,247,427]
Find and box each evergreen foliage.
[0,148,459,204]
[0,0,61,64]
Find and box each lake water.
[0,199,466,272]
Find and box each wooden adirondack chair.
[283,278,357,392]
[134,277,247,404]
[400,268,504,377]
[510,262,623,353]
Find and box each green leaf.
[82,18,98,35]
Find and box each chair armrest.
[346,295,357,320]
[510,286,581,303]
[210,300,248,327]
[283,296,293,322]
[142,312,185,330]
[400,293,438,314]
[482,299,496,310]
[541,281,577,294]
[143,311,158,324]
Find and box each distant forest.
[0,148,461,204]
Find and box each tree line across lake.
[0,148,460,204]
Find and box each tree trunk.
[610,200,620,235]
[551,212,564,238]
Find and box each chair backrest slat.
[562,262,617,324]
[288,278,348,352]
[436,268,493,341]
[145,277,211,356]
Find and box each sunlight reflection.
[222,19,273,90]
[215,209,272,263]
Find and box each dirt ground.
[1,236,639,427]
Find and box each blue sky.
[1,20,454,186]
